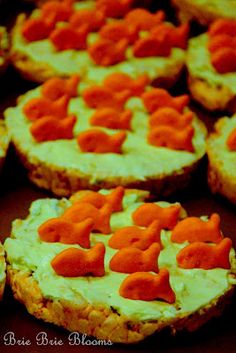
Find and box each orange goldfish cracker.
[30,115,76,142]
[124,9,165,31]
[51,243,106,277]
[148,125,194,152]
[38,217,93,248]
[88,38,128,66]
[41,1,73,27]
[151,23,189,50]
[70,186,125,212]
[132,203,181,230]
[69,9,105,32]
[142,89,189,114]
[90,108,132,130]
[119,269,176,303]
[149,108,193,129]
[22,18,52,42]
[208,35,236,54]
[109,243,160,273]
[62,202,112,234]
[77,129,126,154]
[96,0,133,18]
[227,128,236,151]
[50,25,88,51]
[103,73,149,97]
[209,19,236,38]
[176,238,232,270]
[82,85,126,110]
[41,75,80,100]
[108,220,161,250]
[23,95,69,121]
[99,21,138,45]
[171,213,223,244]
[211,48,236,74]
[133,35,171,58]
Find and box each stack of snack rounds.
[10,0,188,84]
[4,188,236,343]
[5,73,207,196]
[207,115,236,204]
[187,19,236,111]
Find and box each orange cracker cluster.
[51,243,106,277]
[208,19,236,74]
[21,1,188,66]
[142,88,195,152]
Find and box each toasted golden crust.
[7,266,235,343]
[171,0,236,25]
[207,117,236,204]
[186,33,236,112]
[0,58,8,76]
[0,244,6,300]
[10,14,185,85]
[188,75,236,112]
[0,120,9,171]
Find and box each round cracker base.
[208,161,236,205]
[11,136,205,197]
[7,267,235,344]
[207,118,236,204]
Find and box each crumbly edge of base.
[10,14,184,85]
[171,0,234,25]
[207,119,236,204]
[187,75,236,112]
[7,266,235,344]
[10,133,207,197]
